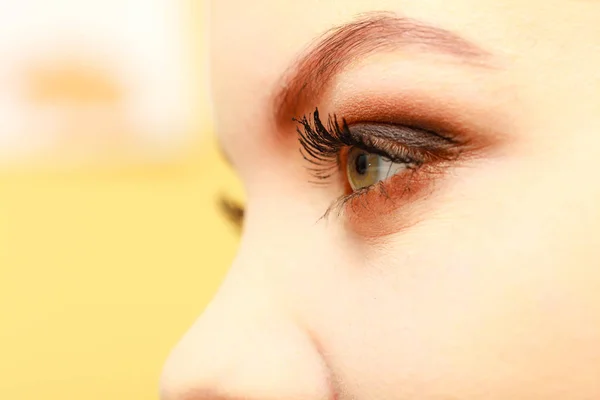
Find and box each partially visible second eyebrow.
[273,12,492,128]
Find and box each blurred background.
[0,1,242,398]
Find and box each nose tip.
[159,284,334,400]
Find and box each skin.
[161,1,600,399]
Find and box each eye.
[295,108,473,222]
[346,146,411,191]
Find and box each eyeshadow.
[348,123,459,151]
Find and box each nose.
[159,255,334,400]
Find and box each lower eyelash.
[321,181,384,219]
[320,166,422,220]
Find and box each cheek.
[302,216,600,398]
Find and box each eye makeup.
[220,101,494,236]
[296,107,472,224]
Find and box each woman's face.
[161,1,600,399]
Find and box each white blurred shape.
[0,0,195,163]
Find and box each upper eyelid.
[348,123,459,149]
[296,108,466,190]
[346,123,465,164]
[295,108,462,160]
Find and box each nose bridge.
[160,247,334,400]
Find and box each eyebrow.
[273,12,491,128]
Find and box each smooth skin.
[161,1,600,399]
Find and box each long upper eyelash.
[294,108,356,182]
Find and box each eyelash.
[296,108,439,217]
[219,195,245,230]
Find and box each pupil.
[355,153,368,175]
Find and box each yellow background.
[0,4,240,399]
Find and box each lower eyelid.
[337,161,444,231]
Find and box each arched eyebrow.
[272,13,494,128]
